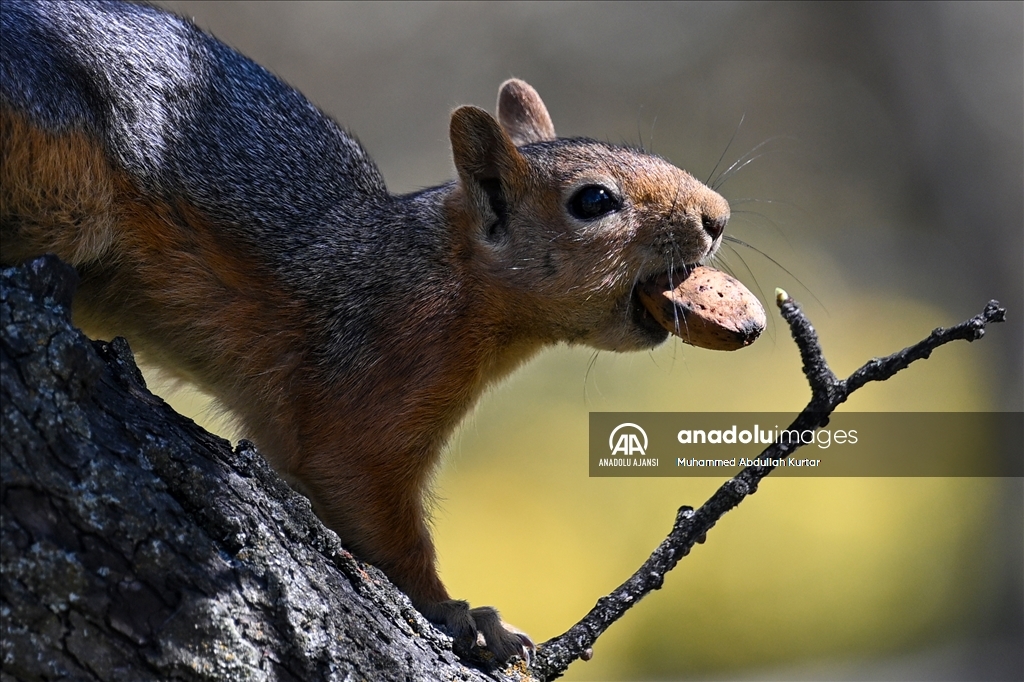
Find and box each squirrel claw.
[426,600,534,668]
[508,628,536,666]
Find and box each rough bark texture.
[0,256,529,681]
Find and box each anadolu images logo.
[609,423,648,456]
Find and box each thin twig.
[529,292,1006,680]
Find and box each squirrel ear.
[450,105,527,187]
[496,79,556,146]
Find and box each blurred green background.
[153,3,1023,680]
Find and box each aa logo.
[609,423,648,456]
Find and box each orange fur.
[2,107,307,469]
[1,110,119,264]
[292,256,544,602]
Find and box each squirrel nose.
[701,213,727,242]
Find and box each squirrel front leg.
[292,431,534,664]
[293,440,447,603]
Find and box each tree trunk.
[0,256,526,682]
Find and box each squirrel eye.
[568,185,621,220]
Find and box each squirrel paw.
[425,600,535,667]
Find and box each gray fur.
[1,0,390,258]
[1,0,454,378]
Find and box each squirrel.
[1,0,736,665]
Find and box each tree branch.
[529,289,1006,680]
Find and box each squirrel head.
[446,79,730,352]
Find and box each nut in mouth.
[636,266,766,351]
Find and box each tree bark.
[0,256,527,681]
